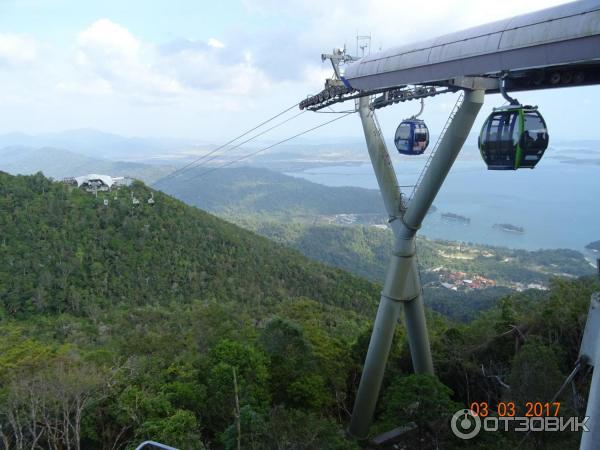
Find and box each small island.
[441,212,471,224]
[494,223,525,234]
[585,240,600,252]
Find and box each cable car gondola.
[394,99,429,155]
[478,80,549,170]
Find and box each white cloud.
[0,0,590,141]
[157,44,272,96]
[72,19,279,105]
[207,38,225,49]
[303,65,334,88]
[56,78,113,96]
[0,33,37,65]
[77,18,140,60]
[75,19,183,102]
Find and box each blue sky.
[0,1,247,42]
[0,0,596,142]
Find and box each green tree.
[259,318,328,409]
[205,339,270,431]
[378,374,461,448]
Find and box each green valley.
[156,166,595,321]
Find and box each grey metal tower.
[579,262,600,450]
[300,0,600,441]
[348,89,484,438]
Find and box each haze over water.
[287,148,600,257]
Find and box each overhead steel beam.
[343,0,600,93]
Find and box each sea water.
[286,155,600,256]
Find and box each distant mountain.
[155,166,386,216]
[0,146,175,183]
[586,240,600,252]
[0,129,192,161]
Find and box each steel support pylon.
[579,292,600,450]
[349,89,484,439]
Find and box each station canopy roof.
[343,0,600,92]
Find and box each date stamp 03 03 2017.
[450,402,590,440]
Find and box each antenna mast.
[356,33,371,57]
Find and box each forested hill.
[0,172,377,317]
[1,172,598,450]
[154,166,386,216]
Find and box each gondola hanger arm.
[410,98,425,120]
